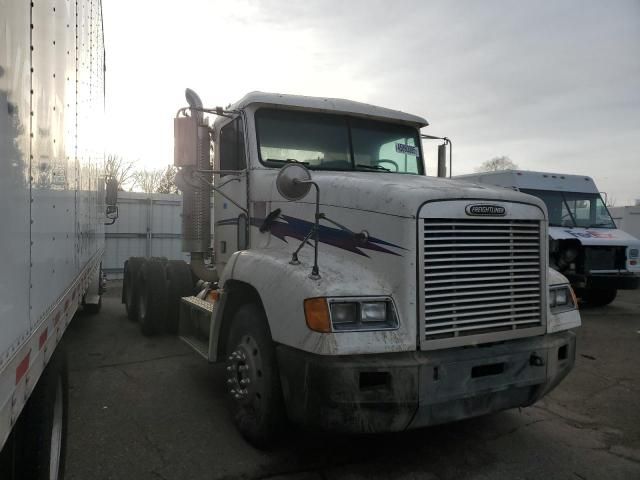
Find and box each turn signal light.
[304,297,331,333]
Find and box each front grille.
[584,246,625,271]
[423,218,543,340]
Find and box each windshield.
[520,189,616,228]
[255,108,423,174]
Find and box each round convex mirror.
[276,163,312,201]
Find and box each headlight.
[549,285,577,313]
[329,298,398,331]
[629,248,639,259]
[304,297,399,332]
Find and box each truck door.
[214,116,248,269]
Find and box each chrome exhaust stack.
[174,88,217,282]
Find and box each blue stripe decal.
[217,215,405,257]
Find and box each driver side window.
[219,117,246,175]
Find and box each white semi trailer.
[456,170,640,306]
[0,1,111,478]
[124,91,581,448]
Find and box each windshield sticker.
[395,144,419,156]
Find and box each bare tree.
[133,169,164,194]
[157,165,178,194]
[476,156,518,172]
[105,154,136,191]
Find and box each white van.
[456,170,640,306]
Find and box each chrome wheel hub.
[226,335,263,405]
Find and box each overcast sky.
[103,0,640,205]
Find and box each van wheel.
[11,347,68,480]
[137,259,168,336]
[164,260,194,334]
[584,288,617,307]
[123,257,146,321]
[225,304,285,448]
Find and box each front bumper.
[276,331,576,433]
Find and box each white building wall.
[104,192,190,279]
[610,205,640,239]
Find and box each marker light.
[304,298,331,333]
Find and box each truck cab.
[168,92,580,446]
[456,170,640,306]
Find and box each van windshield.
[520,189,616,229]
[255,108,424,175]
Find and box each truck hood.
[308,172,546,218]
[549,226,640,246]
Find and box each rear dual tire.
[164,260,194,334]
[123,257,146,321]
[125,257,193,336]
[137,258,168,336]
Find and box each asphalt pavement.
[64,282,640,480]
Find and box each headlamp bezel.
[327,297,399,332]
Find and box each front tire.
[583,288,617,307]
[225,304,286,448]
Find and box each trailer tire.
[584,288,617,307]
[11,347,68,480]
[225,304,286,448]
[165,260,194,334]
[137,259,168,336]
[123,257,146,321]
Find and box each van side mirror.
[437,143,447,178]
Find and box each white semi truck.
[0,1,111,478]
[456,170,640,306]
[124,91,581,447]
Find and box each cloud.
[103,0,640,203]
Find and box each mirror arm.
[311,182,321,279]
[288,181,321,279]
[211,185,248,215]
[191,172,248,215]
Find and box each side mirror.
[106,177,118,206]
[105,205,119,225]
[276,163,312,201]
[437,143,447,178]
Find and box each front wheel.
[225,304,286,448]
[583,288,617,307]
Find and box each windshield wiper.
[587,223,614,228]
[356,164,390,172]
[265,158,309,165]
